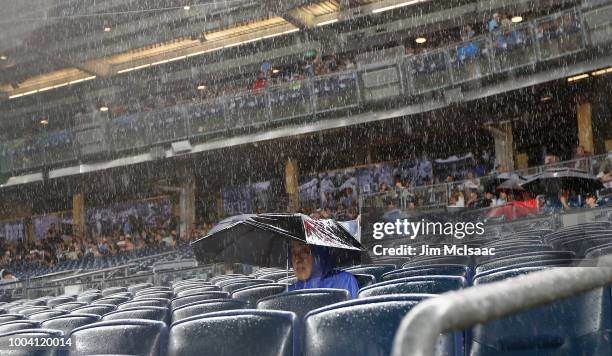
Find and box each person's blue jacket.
[288,245,359,299]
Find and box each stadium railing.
[390,257,612,356]
[1,5,610,175]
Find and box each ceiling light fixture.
[183,5,191,10]
[540,96,552,102]
[40,118,49,125]
[0,55,7,61]
[99,106,109,112]
[415,37,427,44]
[104,27,112,32]
[197,85,206,90]
[511,16,523,23]
[591,67,612,76]
[317,18,339,26]
[372,0,425,14]
[7,76,96,99]
[567,73,589,82]
[272,69,280,74]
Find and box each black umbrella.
[521,168,603,195]
[192,213,367,268]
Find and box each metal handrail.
[390,257,612,356]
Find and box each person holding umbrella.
[289,239,359,299]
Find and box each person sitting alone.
[289,239,359,299]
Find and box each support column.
[72,192,86,239]
[487,121,514,172]
[576,97,594,154]
[179,172,196,240]
[285,158,299,212]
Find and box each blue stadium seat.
[101,287,129,297]
[0,314,24,323]
[352,273,376,288]
[258,271,294,281]
[68,319,167,356]
[475,251,575,275]
[343,264,396,281]
[303,294,462,356]
[209,274,251,283]
[168,310,298,356]
[358,276,466,298]
[381,264,470,281]
[135,287,172,297]
[222,279,274,294]
[133,291,174,300]
[231,284,288,307]
[40,313,101,335]
[70,304,117,316]
[0,329,64,356]
[171,299,246,323]
[102,306,169,324]
[22,300,48,307]
[0,320,40,333]
[117,298,169,310]
[127,283,154,294]
[471,267,612,356]
[215,278,259,288]
[18,306,50,316]
[175,286,221,297]
[257,288,350,320]
[27,310,67,322]
[53,302,88,312]
[169,292,230,310]
[473,258,574,280]
[91,297,130,306]
[46,297,75,308]
[76,293,103,303]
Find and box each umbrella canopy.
[192,213,367,268]
[496,178,526,192]
[486,201,538,221]
[521,168,603,195]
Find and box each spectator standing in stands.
[252,71,267,92]
[289,239,359,299]
[597,158,612,189]
[584,194,599,208]
[488,13,501,33]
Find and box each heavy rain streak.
[0,1,611,356]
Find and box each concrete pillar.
[285,158,299,212]
[179,173,196,240]
[487,121,514,172]
[72,192,86,239]
[576,98,594,154]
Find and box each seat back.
[231,284,288,307]
[0,320,40,333]
[100,287,128,297]
[304,295,461,356]
[102,306,169,324]
[27,310,67,322]
[0,329,64,356]
[40,314,101,335]
[134,291,174,300]
[53,302,88,312]
[352,274,376,288]
[70,304,117,316]
[382,265,470,281]
[257,289,350,320]
[19,306,50,316]
[46,297,75,308]
[68,319,167,356]
[127,283,154,294]
[471,267,612,356]
[0,314,25,323]
[358,276,466,298]
[117,298,169,310]
[171,299,246,323]
[175,286,221,297]
[168,310,297,356]
[221,279,274,294]
[76,293,103,303]
[135,287,172,297]
[475,251,575,274]
[91,297,130,306]
[170,292,230,310]
[343,264,396,281]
